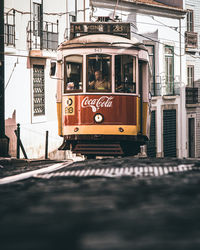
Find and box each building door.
[147,110,156,157]
[163,109,176,157]
[188,118,195,158]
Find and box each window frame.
[145,44,155,96]
[86,53,112,93]
[64,55,83,94]
[187,65,194,87]
[33,2,42,37]
[164,45,174,95]
[32,64,45,118]
[114,54,137,94]
[4,10,15,46]
[187,9,194,32]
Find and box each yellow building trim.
[63,125,138,135]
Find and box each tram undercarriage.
[59,135,148,157]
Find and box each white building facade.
[90,0,187,157]
[4,0,189,159]
[185,0,200,158]
[4,0,90,159]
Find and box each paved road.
[0,157,200,250]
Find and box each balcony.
[151,81,181,97]
[27,21,59,51]
[185,31,198,51]
[186,87,198,105]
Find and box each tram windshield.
[115,55,136,93]
[87,54,111,92]
[64,55,83,93]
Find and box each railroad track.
[35,164,198,179]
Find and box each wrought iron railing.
[27,20,59,50]
[185,31,198,50]
[186,87,198,104]
[151,82,180,97]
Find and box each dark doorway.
[163,109,176,157]
[147,110,156,157]
[188,118,195,158]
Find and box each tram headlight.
[94,113,104,123]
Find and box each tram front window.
[115,55,136,93]
[64,55,83,93]
[87,54,111,92]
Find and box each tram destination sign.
[70,22,131,39]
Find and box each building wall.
[4,0,89,159]
[186,0,200,157]
[92,1,187,157]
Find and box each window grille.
[33,65,45,116]
[42,21,59,50]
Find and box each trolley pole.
[0,0,9,156]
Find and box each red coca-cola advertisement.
[63,95,137,125]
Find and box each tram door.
[163,109,177,157]
[188,118,195,158]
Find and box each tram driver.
[88,70,110,91]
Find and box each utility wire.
[5,60,17,90]
[4,7,91,16]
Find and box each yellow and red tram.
[55,22,151,157]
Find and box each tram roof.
[58,34,146,50]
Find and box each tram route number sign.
[64,96,75,115]
[70,22,131,39]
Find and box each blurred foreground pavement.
[0,157,200,250]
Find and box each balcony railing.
[186,87,198,104]
[185,31,198,50]
[27,20,59,50]
[151,82,180,97]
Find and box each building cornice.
[91,0,187,19]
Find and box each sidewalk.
[0,157,73,179]
[0,157,64,166]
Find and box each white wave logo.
[81,96,114,112]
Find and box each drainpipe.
[84,0,86,22]
[75,0,77,21]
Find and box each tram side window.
[64,55,83,93]
[115,55,136,93]
[87,54,111,92]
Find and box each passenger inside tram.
[87,54,111,92]
[88,70,111,91]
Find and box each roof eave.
[91,0,187,19]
